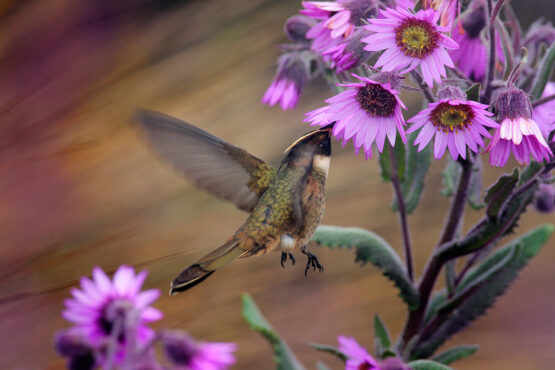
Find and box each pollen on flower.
[430,103,474,132]
[356,83,397,117]
[395,19,440,58]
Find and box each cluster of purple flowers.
[262,0,555,167]
[56,266,236,369]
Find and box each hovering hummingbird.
[136,110,333,294]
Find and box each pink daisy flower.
[322,28,373,72]
[362,7,459,88]
[304,72,407,159]
[407,86,498,160]
[449,2,504,81]
[262,52,311,110]
[422,0,458,28]
[533,82,555,138]
[487,88,553,167]
[301,0,379,56]
[396,0,415,9]
[62,266,162,361]
[338,336,381,370]
[162,330,237,370]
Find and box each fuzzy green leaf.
[466,83,481,102]
[518,161,542,186]
[413,225,554,358]
[310,343,347,362]
[393,132,432,214]
[380,139,406,182]
[374,314,392,357]
[439,158,460,197]
[311,225,419,310]
[241,294,305,370]
[484,168,519,218]
[530,41,555,100]
[432,345,479,365]
[316,362,331,370]
[408,360,453,370]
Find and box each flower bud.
[534,184,555,214]
[437,85,467,101]
[54,330,95,370]
[284,15,316,43]
[161,330,198,365]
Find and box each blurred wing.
[135,109,277,212]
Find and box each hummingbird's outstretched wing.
[135,110,277,212]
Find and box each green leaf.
[309,343,347,362]
[380,139,406,182]
[439,158,460,197]
[530,41,555,100]
[393,131,432,214]
[414,225,554,358]
[311,225,419,310]
[374,314,391,357]
[518,161,542,186]
[408,360,454,370]
[465,83,481,102]
[432,345,479,365]
[316,362,331,370]
[241,294,305,370]
[484,168,519,218]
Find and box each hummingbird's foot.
[301,246,324,276]
[281,252,296,268]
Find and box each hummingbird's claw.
[301,247,324,276]
[281,252,297,268]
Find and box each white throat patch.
[313,155,330,174]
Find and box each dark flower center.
[395,18,440,59]
[97,300,133,343]
[430,102,474,131]
[356,83,397,117]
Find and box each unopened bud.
[161,330,198,365]
[535,184,555,213]
[437,85,467,101]
[54,330,95,370]
[284,15,316,43]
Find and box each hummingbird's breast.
[295,168,327,248]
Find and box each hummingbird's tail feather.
[169,239,245,295]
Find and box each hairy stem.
[482,0,497,104]
[399,158,473,350]
[410,70,435,103]
[532,93,555,108]
[388,144,414,282]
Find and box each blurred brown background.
[0,0,554,369]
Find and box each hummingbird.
[136,110,333,294]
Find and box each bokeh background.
[1,0,554,368]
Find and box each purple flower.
[533,82,555,138]
[448,2,504,81]
[407,92,498,160]
[422,0,458,28]
[322,28,373,72]
[487,87,553,167]
[534,184,555,214]
[338,336,381,370]
[395,0,415,9]
[362,7,459,87]
[302,0,379,56]
[162,330,236,370]
[304,72,407,159]
[262,52,311,110]
[62,266,162,357]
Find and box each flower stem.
[388,144,414,282]
[399,158,473,351]
[410,70,435,103]
[482,0,497,104]
[532,93,555,108]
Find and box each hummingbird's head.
[282,123,334,173]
